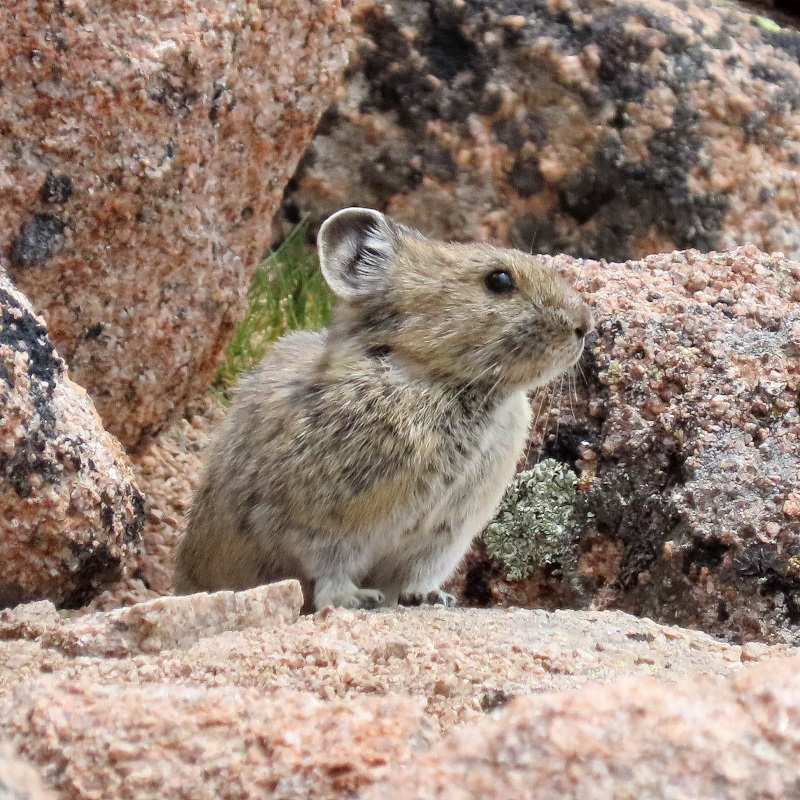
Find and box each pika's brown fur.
[175,208,593,610]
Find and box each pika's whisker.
[524,387,545,466]
[553,375,565,448]
[447,362,498,407]
[530,385,549,441]
[577,359,588,388]
[535,380,559,465]
[528,225,539,255]
[566,371,577,422]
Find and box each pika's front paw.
[399,589,457,607]
[316,586,385,611]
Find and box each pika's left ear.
[317,207,399,301]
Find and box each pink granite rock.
[0,601,796,800]
[4,604,777,732]
[0,681,431,800]
[279,0,800,261]
[0,268,143,607]
[0,600,61,641]
[366,655,800,800]
[0,0,352,448]
[458,246,800,645]
[41,579,303,657]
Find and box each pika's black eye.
[484,270,516,294]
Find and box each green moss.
[214,219,335,397]
[482,459,577,581]
[712,1,783,32]
[752,14,782,32]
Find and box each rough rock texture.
[367,655,800,800]
[0,0,352,449]
[85,396,227,610]
[1,682,431,800]
[0,596,796,799]
[457,245,800,645]
[278,0,800,261]
[0,601,792,732]
[0,269,144,608]
[0,600,61,641]
[0,743,55,800]
[39,580,302,657]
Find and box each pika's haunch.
[175,208,593,611]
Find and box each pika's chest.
[437,392,529,479]
[408,392,532,528]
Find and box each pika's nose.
[573,303,594,340]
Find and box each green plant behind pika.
[482,459,577,581]
[214,219,335,396]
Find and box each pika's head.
[319,208,593,392]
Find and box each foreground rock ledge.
[367,655,800,800]
[1,683,431,800]
[0,268,144,608]
[0,597,797,799]
[40,579,304,657]
[3,602,792,726]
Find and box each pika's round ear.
[317,207,398,300]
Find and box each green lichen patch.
[214,219,334,397]
[483,459,577,581]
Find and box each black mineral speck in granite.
[39,173,74,204]
[8,213,65,268]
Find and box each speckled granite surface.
[3,599,776,727]
[367,655,800,800]
[0,268,143,607]
[279,0,800,260]
[0,593,796,799]
[456,245,800,645]
[2,682,430,800]
[0,0,352,448]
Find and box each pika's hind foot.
[315,581,385,611]
[399,589,457,607]
[349,588,385,609]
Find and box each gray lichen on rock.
[483,460,577,581]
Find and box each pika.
[174,208,593,611]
